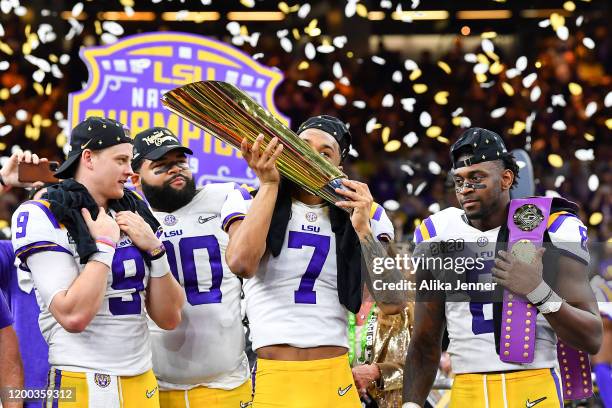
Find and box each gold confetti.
[535,61,542,68]
[45,83,52,95]
[49,54,58,63]
[437,136,450,144]
[33,83,44,95]
[414,218,421,228]
[382,127,390,143]
[346,51,354,58]
[569,82,582,95]
[584,132,595,141]
[509,120,525,134]
[605,118,612,129]
[305,19,321,37]
[550,13,565,31]
[119,0,134,7]
[292,28,301,40]
[240,0,255,8]
[356,3,368,18]
[56,132,67,147]
[298,61,309,70]
[477,53,489,65]
[0,142,6,150]
[426,126,442,138]
[486,51,500,61]
[481,31,497,39]
[278,2,289,13]
[409,69,422,81]
[502,82,515,96]
[563,1,576,11]
[437,61,451,74]
[476,73,488,83]
[548,154,563,168]
[384,140,401,152]
[489,61,504,75]
[0,41,13,55]
[94,20,102,36]
[589,212,603,226]
[452,117,463,126]
[240,25,249,36]
[434,91,449,105]
[41,118,52,127]
[0,89,8,100]
[413,84,427,94]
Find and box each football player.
[130,127,251,408]
[222,115,406,407]
[11,117,185,407]
[403,128,602,408]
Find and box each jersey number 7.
[289,231,331,304]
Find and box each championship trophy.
[161,81,349,208]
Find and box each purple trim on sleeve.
[236,187,253,201]
[548,213,577,233]
[414,228,423,244]
[372,205,383,221]
[222,213,246,232]
[15,241,72,263]
[424,217,437,239]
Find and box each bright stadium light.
[456,10,512,19]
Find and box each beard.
[141,174,197,213]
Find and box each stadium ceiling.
[53,0,609,35]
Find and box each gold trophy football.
[161,81,349,207]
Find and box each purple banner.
[68,32,287,186]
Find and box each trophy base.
[316,178,352,213]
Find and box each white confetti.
[381,94,394,107]
[332,62,343,79]
[201,0,212,4]
[473,63,489,75]
[530,86,541,102]
[333,36,347,48]
[575,149,594,161]
[352,100,366,109]
[252,53,264,60]
[277,29,288,38]
[25,55,51,72]
[428,161,441,175]
[490,107,507,118]
[317,43,334,53]
[414,181,427,196]
[345,0,357,17]
[319,80,335,93]
[464,53,478,63]
[451,108,463,117]
[588,174,599,191]
[37,24,56,43]
[526,111,536,134]
[280,37,293,53]
[406,184,413,194]
[297,80,312,88]
[297,3,311,19]
[0,61,8,70]
[71,2,83,17]
[419,111,432,127]
[582,37,595,49]
[552,120,567,131]
[411,0,420,9]
[556,26,569,41]
[505,68,520,79]
[366,117,378,133]
[515,56,528,72]
[226,22,241,36]
[383,200,400,211]
[348,146,359,158]
[522,72,537,88]
[428,203,440,213]
[401,98,416,112]
[545,190,561,198]
[538,19,551,28]
[333,93,347,106]
[460,117,472,128]
[339,76,350,86]
[0,1,13,14]
[0,124,12,137]
[372,56,386,65]
[404,59,418,70]
[401,164,414,176]
[605,91,612,107]
[585,101,597,117]
[101,33,118,44]
[0,22,3,36]
[481,39,494,54]
[380,0,392,8]
[59,54,70,65]
[392,70,403,83]
[305,43,316,60]
[15,109,27,121]
[9,84,20,94]
[554,175,565,188]
[102,21,124,36]
[551,94,566,107]
[576,15,583,27]
[32,70,44,82]
[403,132,418,148]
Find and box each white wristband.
[402,403,422,408]
[89,247,115,269]
[526,280,551,304]
[149,253,170,278]
[536,291,563,314]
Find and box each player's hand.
[335,179,373,239]
[115,211,161,252]
[82,207,120,244]
[352,364,380,397]
[240,134,283,185]
[0,150,49,188]
[491,247,546,296]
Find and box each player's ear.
[501,168,513,191]
[130,173,142,191]
[82,149,94,171]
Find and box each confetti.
[0,61,8,70]
[548,154,563,168]
[392,70,403,83]
[332,36,347,48]
[576,15,584,26]
[103,21,124,36]
[505,68,520,79]
[401,98,416,112]
[413,84,427,94]
[552,120,567,131]
[552,94,567,107]
[317,41,334,53]
[473,63,489,75]
[515,56,528,71]
[366,117,378,133]
[0,124,12,137]
[428,203,440,213]
[297,80,312,87]
[585,101,597,117]
[428,161,441,175]
[530,86,541,102]
[414,181,427,196]
[589,212,603,226]
[554,175,565,188]
[381,94,394,107]
[352,100,366,109]
[481,39,495,54]
[381,127,391,143]
[240,0,255,8]
[584,132,595,141]
[304,42,316,59]
[403,132,418,148]
[280,37,293,52]
[545,190,561,198]
[556,26,569,41]
[568,82,582,95]
[383,200,400,211]
[348,146,359,158]
[490,107,507,118]
[434,91,448,105]
[509,121,525,135]
[574,148,594,161]
[298,3,311,19]
[404,59,418,71]
[550,13,565,31]
[501,82,514,96]
[489,61,503,75]
[333,62,343,79]
[588,174,599,191]
[409,68,422,81]
[605,91,612,107]
[345,0,357,18]
[384,140,401,152]
[563,1,576,12]
[437,61,451,74]
[426,126,441,138]
[333,93,347,106]
[372,56,386,65]
[401,164,414,176]
[582,37,595,49]
[71,2,84,17]
[419,111,432,127]
[319,80,335,97]
[15,109,27,121]
[464,53,478,63]
[297,61,309,70]
[522,72,537,88]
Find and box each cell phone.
[18,161,60,183]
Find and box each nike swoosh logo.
[526,396,547,407]
[80,139,93,149]
[145,386,157,399]
[338,384,353,396]
[199,215,217,224]
[239,402,252,408]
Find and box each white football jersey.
[150,183,249,391]
[11,199,152,376]
[221,187,394,351]
[413,206,590,374]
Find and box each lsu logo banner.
[68,32,286,186]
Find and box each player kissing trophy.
[161,80,350,209]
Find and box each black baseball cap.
[55,117,132,179]
[297,115,352,161]
[131,127,193,171]
[450,127,508,169]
